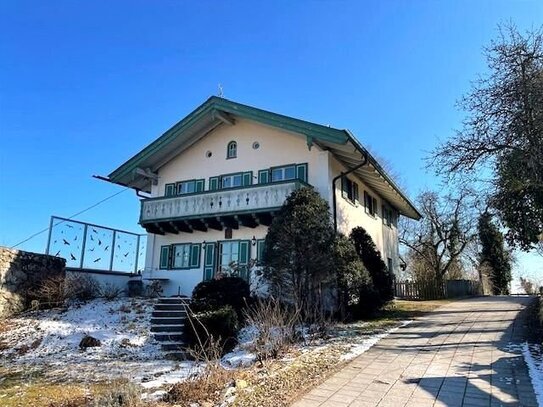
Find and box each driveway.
[293,296,538,407]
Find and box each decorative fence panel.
[46,216,146,274]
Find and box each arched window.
[227,141,237,159]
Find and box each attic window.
[227,141,237,159]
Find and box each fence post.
[80,224,88,269]
[109,231,116,271]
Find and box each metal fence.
[45,216,146,274]
[395,279,482,300]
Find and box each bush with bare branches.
[243,297,302,361]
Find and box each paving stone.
[292,297,538,407]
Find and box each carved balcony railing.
[140,180,308,231]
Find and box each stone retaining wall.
[0,246,66,317]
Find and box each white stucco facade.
[140,118,401,296]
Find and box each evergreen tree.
[478,212,512,295]
[333,234,376,319]
[262,187,336,316]
[350,227,394,306]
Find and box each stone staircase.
[151,297,190,360]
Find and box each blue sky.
[1,1,541,279]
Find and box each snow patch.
[522,342,543,406]
[341,321,411,360]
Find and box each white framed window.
[341,177,359,203]
[364,191,378,217]
[227,141,237,159]
[172,244,191,269]
[177,180,196,195]
[221,173,243,189]
[382,205,395,227]
[219,241,240,273]
[271,165,296,182]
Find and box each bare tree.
[429,24,543,250]
[399,189,477,283]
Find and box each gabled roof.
[107,96,421,220]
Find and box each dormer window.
[227,141,237,159]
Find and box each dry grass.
[0,369,153,407]
[166,364,236,406]
[233,345,347,407]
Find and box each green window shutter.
[165,183,176,197]
[296,164,308,182]
[258,169,269,184]
[190,244,201,268]
[195,179,205,192]
[341,178,348,198]
[256,239,265,265]
[209,176,219,191]
[353,182,359,204]
[159,246,170,269]
[203,242,216,281]
[238,240,251,281]
[372,197,377,216]
[243,171,253,186]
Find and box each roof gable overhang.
[107,97,421,220]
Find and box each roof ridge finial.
[217,83,224,98]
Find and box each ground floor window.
[219,241,240,272]
[172,244,191,269]
[159,243,200,270]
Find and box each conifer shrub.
[350,227,394,308]
[185,305,239,353]
[191,276,251,318]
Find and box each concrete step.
[155,303,188,311]
[161,341,186,352]
[157,297,190,305]
[151,316,186,325]
[152,310,187,318]
[151,324,185,333]
[154,332,184,342]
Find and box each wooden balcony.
[140,179,308,234]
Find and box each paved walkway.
[293,296,538,407]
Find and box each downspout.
[332,152,368,233]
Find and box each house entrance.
[203,240,251,281]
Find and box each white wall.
[66,270,131,295]
[151,119,330,198]
[329,155,400,275]
[143,118,401,294]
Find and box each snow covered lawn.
[0,298,195,392]
[0,298,418,406]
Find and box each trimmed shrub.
[191,276,251,317]
[185,305,239,353]
[333,234,379,319]
[350,227,394,308]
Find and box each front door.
[218,240,251,280]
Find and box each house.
[106,97,421,297]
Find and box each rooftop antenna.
[217,83,224,98]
